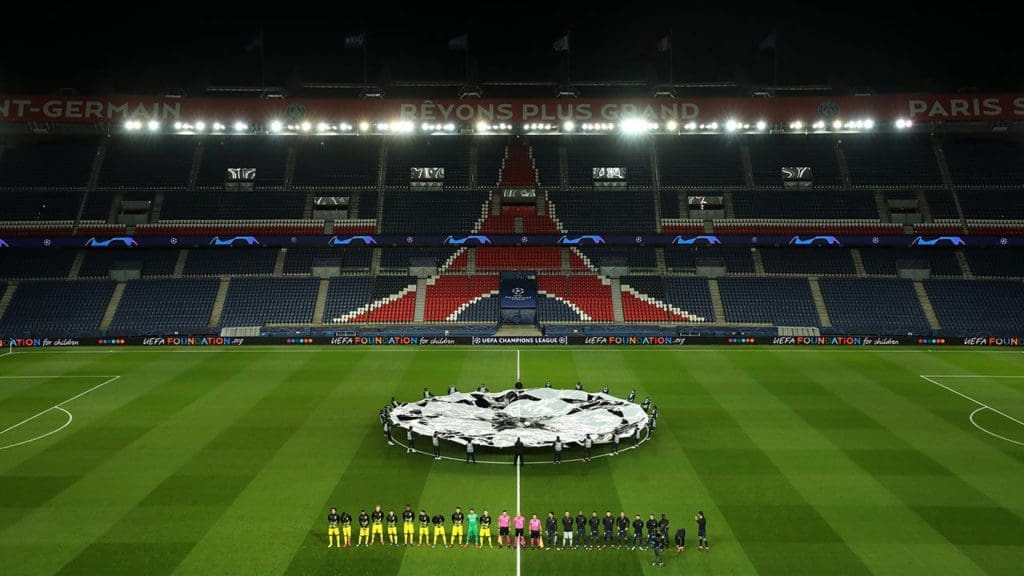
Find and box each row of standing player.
[327,506,709,553]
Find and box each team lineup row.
[325,505,709,552]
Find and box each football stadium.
[1,16,1023,576]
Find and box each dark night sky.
[1,4,1018,96]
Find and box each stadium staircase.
[752,248,767,274]
[68,252,86,279]
[807,277,833,328]
[172,250,188,278]
[313,279,330,325]
[208,278,230,327]
[912,281,942,330]
[99,282,126,330]
[0,283,16,320]
[707,279,725,323]
[414,278,428,322]
[956,251,974,279]
[850,249,867,277]
[273,249,286,277]
[609,279,625,322]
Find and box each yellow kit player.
[386,510,399,545]
[402,505,416,546]
[371,505,385,545]
[418,509,431,546]
[357,509,370,547]
[451,507,465,546]
[432,513,448,548]
[479,510,494,548]
[340,510,353,547]
[327,508,341,548]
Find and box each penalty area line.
[0,375,121,451]
[919,375,1024,447]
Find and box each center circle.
[389,388,649,448]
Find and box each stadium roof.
[1,5,1016,96]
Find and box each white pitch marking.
[969,407,1024,447]
[0,407,73,451]
[919,375,1024,446]
[0,375,120,451]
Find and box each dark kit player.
[696,511,709,551]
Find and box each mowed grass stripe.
[721,351,990,576]
[0,352,231,528]
[49,351,342,576]
[284,349,441,576]
[770,348,1024,573]
[827,350,1024,505]
[662,350,874,575]
[617,350,764,575]
[0,352,316,575]
[0,353,252,575]
[169,350,376,576]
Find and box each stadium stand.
[385,138,471,188]
[292,138,381,188]
[0,189,84,221]
[858,248,963,276]
[942,135,1024,188]
[759,248,857,275]
[77,249,179,278]
[663,247,756,273]
[963,249,1024,277]
[110,278,218,334]
[452,294,500,322]
[0,280,113,337]
[841,134,943,187]
[197,138,287,188]
[322,276,375,322]
[218,277,318,326]
[925,279,1024,336]
[547,190,657,233]
[380,190,487,234]
[526,138,561,188]
[99,138,194,188]
[183,248,277,276]
[423,275,499,321]
[0,138,97,187]
[656,136,744,188]
[731,190,879,219]
[748,135,843,188]
[819,278,931,333]
[718,277,820,326]
[0,250,77,279]
[565,137,652,188]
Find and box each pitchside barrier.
[4,335,1023,348]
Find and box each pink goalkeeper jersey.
[498,514,510,528]
[529,518,541,531]
[514,515,526,529]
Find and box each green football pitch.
[1,346,1023,575]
